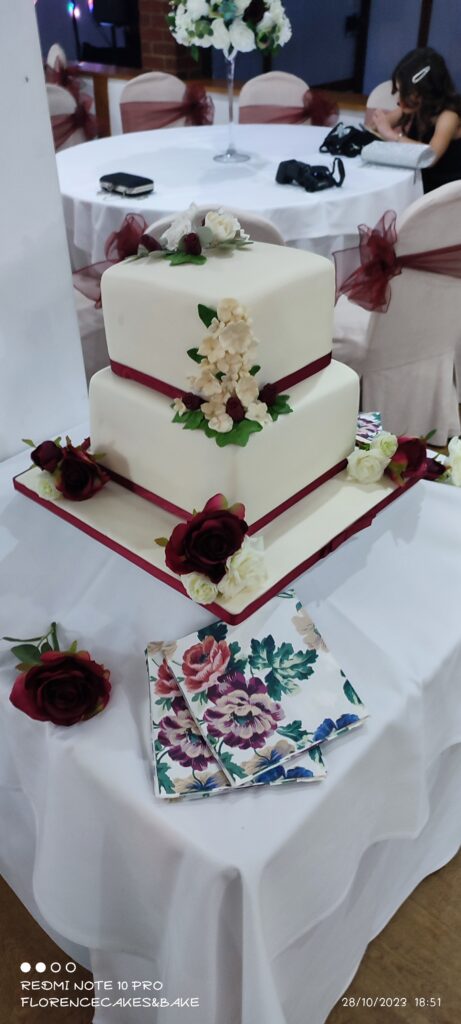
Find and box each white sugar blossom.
[205,209,242,244]
[215,351,245,378]
[159,204,197,251]
[229,18,256,53]
[220,319,254,355]
[37,472,61,502]
[235,373,259,408]
[200,396,226,419]
[447,436,461,486]
[219,537,267,601]
[172,397,187,415]
[245,400,271,426]
[217,297,248,323]
[182,573,219,604]
[208,412,234,433]
[189,366,222,397]
[198,331,227,363]
[371,431,398,459]
[347,447,389,484]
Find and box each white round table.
[57,124,423,265]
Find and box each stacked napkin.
[147,590,368,801]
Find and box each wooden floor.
[2,847,460,1023]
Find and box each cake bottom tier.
[89,361,359,529]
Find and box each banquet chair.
[365,80,398,127]
[119,72,214,132]
[46,83,89,150]
[150,207,285,246]
[46,43,67,70]
[332,182,461,444]
[239,71,309,124]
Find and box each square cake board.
[13,466,420,625]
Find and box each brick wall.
[138,0,199,76]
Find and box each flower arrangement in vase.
[167,1,292,162]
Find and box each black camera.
[275,158,345,192]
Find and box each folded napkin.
[361,141,435,170]
[147,589,367,797]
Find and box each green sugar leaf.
[198,303,217,328]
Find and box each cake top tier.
[101,241,334,393]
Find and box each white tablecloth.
[57,125,422,264]
[1,443,461,1024]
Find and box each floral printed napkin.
[160,590,368,788]
[147,646,326,800]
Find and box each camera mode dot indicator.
[36,962,46,973]
[20,962,31,973]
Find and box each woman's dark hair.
[392,47,461,136]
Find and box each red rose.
[386,436,427,485]
[182,636,231,694]
[56,439,109,501]
[165,494,248,583]
[182,232,202,256]
[31,440,62,473]
[10,650,111,726]
[424,457,446,481]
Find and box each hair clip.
[411,65,430,84]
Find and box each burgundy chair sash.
[45,57,81,101]
[51,93,97,150]
[73,214,148,307]
[239,89,338,127]
[120,83,214,133]
[333,210,461,312]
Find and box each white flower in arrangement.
[172,396,187,415]
[347,447,389,484]
[229,19,256,53]
[215,351,246,379]
[189,366,222,397]
[211,17,231,53]
[182,573,219,604]
[235,373,259,408]
[217,297,247,323]
[447,436,461,486]
[220,319,255,355]
[186,0,209,17]
[218,536,268,601]
[200,395,226,419]
[37,472,61,502]
[159,207,196,251]
[371,431,398,459]
[198,331,227,364]
[245,400,272,426]
[208,412,234,433]
[204,209,247,245]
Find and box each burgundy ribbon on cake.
[73,214,148,307]
[120,84,214,133]
[333,210,461,312]
[50,92,97,151]
[239,90,338,126]
[45,57,81,101]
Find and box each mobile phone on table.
[99,172,154,196]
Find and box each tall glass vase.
[214,53,250,163]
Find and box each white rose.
[217,297,247,323]
[186,0,209,18]
[245,400,271,426]
[211,18,231,53]
[208,412,234,433]
[347,447,388,484]
[447,436,461,486]
[371,431,398,459]
[182,573,219,605]
[229,18,256,53]
[278,18,292,46]
[37,472,61,502]
[205,209,241,243]
[235,373,259,407]
[258,12,275,32]
[219,537,267,601]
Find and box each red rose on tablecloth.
[10,650,111,726]
[31,440,62,473]
[182,635,231,694]
[56,438,109,501]
[164,494,248,583]
[385,436,427,485]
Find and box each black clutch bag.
[99,172,154,196]
[319,122,376,158]
[276,157,345,192]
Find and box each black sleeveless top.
[406,117,461,193]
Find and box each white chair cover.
[333,181,461,444]
[149,206,285,246]
[120,72,189,129]
[366,80,397,110]
[239,71,309,122]
[46,42,67,69]
[46,83,87,149]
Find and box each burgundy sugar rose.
[182,232,202,256]
[225,395,246,423]
[182,392,203,411]
[165,494,248,583]
[385,435,427,486]
[56,439,109,501]
[182,636,231,695]
[258,383,278,408]
[31,440,62,473]
[10,650,111,726]
[138,232,162,253]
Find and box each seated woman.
[370,47,461,192]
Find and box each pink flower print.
[154,659,181,698]
[182,636,231,694]
[204,674,284,750]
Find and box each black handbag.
[319,122,376,158]
[276,157,345,192]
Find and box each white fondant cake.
[100,242,334,388]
